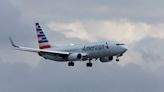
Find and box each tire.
[68,62,74,66]
[116,59,119,62]
[86,63,92,67]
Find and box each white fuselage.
[41,41,127,62]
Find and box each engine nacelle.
[68,53,82,61]
[100,56,113,62]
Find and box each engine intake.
[68,53,82,61]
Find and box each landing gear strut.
[86,59,93,67]
[68,62,74,66]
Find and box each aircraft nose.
[121,45,128,53]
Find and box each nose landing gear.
[116,58,119,62]
[116,56,120,62]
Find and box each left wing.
[9,37,69,55]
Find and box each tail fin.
[35,23,51,49]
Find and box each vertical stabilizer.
[35,23,51,49]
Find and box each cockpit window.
[116,43,125,46]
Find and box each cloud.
[130,37,164,72]
[0,0,40,65]
[48,22,95,41]
[10,0,164,23]
[134,37,164,62]
[48,20,164,43]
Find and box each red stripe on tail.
[39,45,51,49]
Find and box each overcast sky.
[0,0,164,92]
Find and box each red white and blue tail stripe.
[35,23,51,49]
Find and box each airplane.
[9,22,127,67]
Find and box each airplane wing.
[9,37,69,55]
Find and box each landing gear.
[116,56,119,62]
[86,59,93,67]
[68,62,74,66]
[116,58,119,62]
[86,62,92,67]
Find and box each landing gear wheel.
[68,62,74,66]
[116,58,119,62]
[86,62,92,67]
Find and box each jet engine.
[68,53,82,61]
[100,56,113,62]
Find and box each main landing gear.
[86,59,93,67]
[68,61,93,67]
[86,62,92,67]
[68,62,74,66]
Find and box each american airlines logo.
[82,44,109,51]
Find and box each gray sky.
[0,0,164,92]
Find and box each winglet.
[9,37,19,48]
